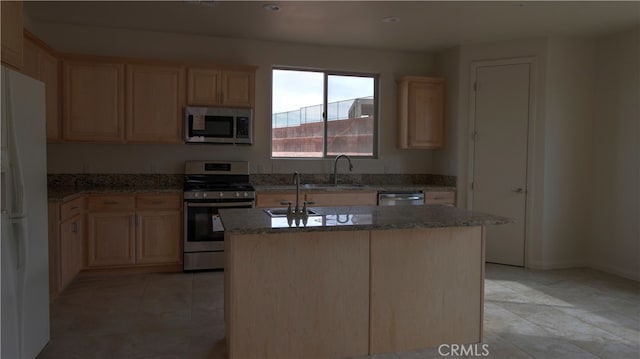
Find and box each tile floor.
[38,264,640,359]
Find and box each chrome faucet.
[333,154,353,185]
[282,171,314,226]
[293,171,301,214]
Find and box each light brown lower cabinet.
[135,210,182,264]
[256,190,377,208]
[48,196,86,300]
[256,189,453,207]
[86,193,182,268]
[59,213,84,289]
[305,191,377,206]
[424,191,456,206]
[87,211,136,267]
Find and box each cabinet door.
[60,214,84,290]
[126,64,185,143]
[407,81,444,148]
[305,191,378,207]
[22,37,39,79]
[221,70,254,107]
[255,192,297,208]
[424,191,455,207]
[187,68,221,105]
[136,210,182,264]
[1,0,23,69]
[397,77,444,149]
[22,37,61,141]
[87,212,135,267]
[63,60,125,142]
[40,50,61,141]
[48,202,61,299]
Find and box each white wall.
[434,31,639,279]
[433,46,460,177]
[589,28,640,281]
[433,38,549,267]
[540,37,595,268]
[27,21,437,174]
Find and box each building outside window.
[271,68,378,158]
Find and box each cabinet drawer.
[60,197,85,220]
[136,193,182,210]
[255,192,296,208]
[87,195,135,211]
[424,191,455,206]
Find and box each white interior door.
[472,62,530,267]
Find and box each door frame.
[467,57,538,268]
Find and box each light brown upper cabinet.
[126,64,185,143]
[1,0,23,69]
[63,60,125,142]
[187,67,255,107]
[397,76,445,149]
[23,34,61,142]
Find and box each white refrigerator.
[1,65,50,358]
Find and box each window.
[272,68,378,158]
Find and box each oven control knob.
[202,193,207,198]
[235,192,240,197]
[243,192,248,197]
[219,192,224,198]
[193,192,200,198]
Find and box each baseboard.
[526,259,587,270]
[588,263,640,282]
[527,259,640,282]
[79,263,183,277]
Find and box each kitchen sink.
[302,184,369,190]
[264,208,321,217]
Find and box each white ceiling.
[24,1,640,52]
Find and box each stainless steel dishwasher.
[377,191,425,206]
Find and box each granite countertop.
[219,205,510,235]
[48,187,183,202]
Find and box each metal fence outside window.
[272,96,373,128]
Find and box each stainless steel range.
[183,161,255,271]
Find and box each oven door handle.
[185,202,254,208]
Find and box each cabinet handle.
[72,222,78,234]
[148,200,164,205]
[103,200,119,205]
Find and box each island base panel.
[226,231,370,359]
[370,226,484,354]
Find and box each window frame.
[271,66,379,159]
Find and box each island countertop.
[219,205,510,235]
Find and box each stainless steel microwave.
[184,106,252,144]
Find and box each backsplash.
[250,173,456,187]
[48,173,456,189]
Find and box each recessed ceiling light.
[263,3,281,12]
[381,16,400,23]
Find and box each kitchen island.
[220,205,509,359]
